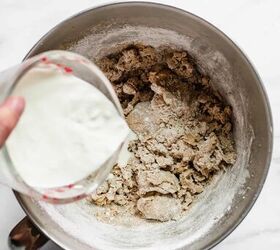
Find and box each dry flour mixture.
[89,44,237,223]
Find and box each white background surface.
[0,0,279,249]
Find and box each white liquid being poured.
[6,67,130,188]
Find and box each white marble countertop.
[0,0,279,249]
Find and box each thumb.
[0,96,25,147]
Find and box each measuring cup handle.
[8,216,49,250]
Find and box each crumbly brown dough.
[89,44,236,222]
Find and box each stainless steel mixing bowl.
[10,2,273,250]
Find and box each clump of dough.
[89,44,236,223]
[137,196,182,222]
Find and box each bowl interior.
[18,3,272,250]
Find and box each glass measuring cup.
[0,50,126,204]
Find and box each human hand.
[0,96,25,147]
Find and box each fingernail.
[5,96,25,113]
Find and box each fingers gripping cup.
[0,51,130,203]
